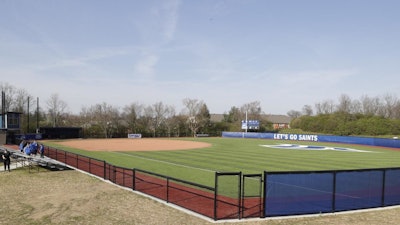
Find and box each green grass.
[44,137,400,187]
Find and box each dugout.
[40,127,83,139]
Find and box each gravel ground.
[0,168,399,225]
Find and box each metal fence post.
[132,168,136,190]
[332,171,337,213]
[103,160,106,180]
[89,158,91,174]
[382,169,386,206]
[238,171,242,220]
[167,178,170,203]
[262,171,267,218]
[214,172,218,221]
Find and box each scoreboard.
[241,120,260,130]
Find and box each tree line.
[2,82,399,137]
[1,82,269,138]
[289,94,400,136]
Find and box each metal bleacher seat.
[1,146,70,171]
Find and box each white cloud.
[162,0,181,41]
[133,53,159,77]
[278,69,358,86]
[36,47,129,70]
[133,0,181,44]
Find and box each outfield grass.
[45,137,400,187]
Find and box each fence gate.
[214,172,242,220]
[241,174,263,218]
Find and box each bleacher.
[0,146,70,171]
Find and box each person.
[2,149,11,172]
[31,141,38,155]
[19,140,26,152]
[39,144,44,158]
[24,142,31,155]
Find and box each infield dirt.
[54,138,211,151]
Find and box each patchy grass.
[0,167,399,225]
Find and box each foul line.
[112,151,216,173]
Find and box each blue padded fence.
[222,132,400,148]
[223,132,400,217]
[384,169,400,206]
[264,168,400,217]
[265,171,334,216]
[334,170,383,211]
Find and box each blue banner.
[222,132,400,149]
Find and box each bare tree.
[302,105,313,116]
[122,102,144,134]
[350,99,362,114]
[0,82,16,112]
[393,101,400,119]
[14,89,33,113]
[315,99,335,115]
[336,94,352,113]
[360,95,381,116]
[382,93,399,119]
[79,106,92,132]
[149,101,171,137]
[46,93,68,127]
[287,110,301,119]
[240,101,262,120]
[83,102,119,138]
[0,82,33,113]
[182,98,207,137]
[163,105,176,137]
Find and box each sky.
[1,0,400,115]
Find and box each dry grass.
[0,167,399,225]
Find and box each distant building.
[264,114,292,129]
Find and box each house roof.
[263,114,292,124]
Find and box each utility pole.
[36,97,39,133]
[245,111,248,133]
[27,96,30,132]
[1,91,5,129]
